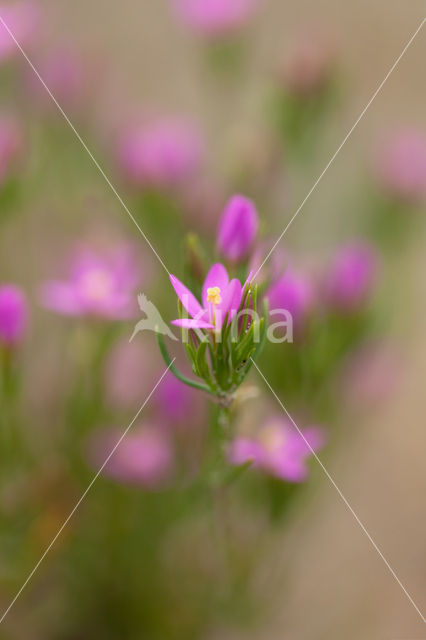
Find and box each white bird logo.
[129,294,178,342]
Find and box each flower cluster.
[165,261,266,403]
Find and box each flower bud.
[0,284,28,347]
[217,194,258,262]
[280,29,337,97]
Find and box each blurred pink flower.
[105,337,159,410]
[229,416,325,482]
[341,341,402,409]
[0,1,39,62]
[0,284,28,346]
[170,262,244,330]
[217,194,258,262]
[172,0,259,38]
[324,243,377,312]
[119,118,203,190]
[374,129,426,203]
[27,48,87,112]
[40,246,141,320]
[280,29,337,96]
[0,116,23,185]
[89,426,174,489]
[156,374,194,423]
[249,242,286,285]
[265,267,314,327]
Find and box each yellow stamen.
[207,286,222,306]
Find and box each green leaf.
[156,332,212,394]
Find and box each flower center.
[207,286,222,306]
[259,424,288,454]
[81,269,114,302]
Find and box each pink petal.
[169,274,204,320]
[228,438,264,467]
[223,278,242,318]
[244,270,254,286]
[202,262,229,309]
[296,426,326,455]
[39,281,84,316]
[171,318,214,329]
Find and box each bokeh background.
[1,0,426,638]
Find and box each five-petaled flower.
[229,416,325,482]
[169,262,247,330]
[40,246,141,320]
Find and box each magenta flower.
[324,243,377,312]
[170,262,245,330]
[217,194,259,262]
[172,0,259,38]
[265,267,314,326]
[374,129,426,203]
[40,246,141,320]
[0,116,23,185]
[119,118,203,190]
[0,284,28,346]
[0,1,39,63]
[88,426,173,489]
[229,416,325,482]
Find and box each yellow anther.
[207,286,222,306]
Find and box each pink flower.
[40,246,141,320]
[0,115,23,185]
[324,243,377,312]
[229,416,325,482]
[172,0,259,38]
[374,129,426,203]
[0,284,28,346]
[341,340,402,409]
[169,262,245,330]
[0,1,39,62]
[105,337,159,410]
[217,194,258,262]
[119,118,203,190]
[156,374,194,422]
[27,48,87,112]
[88,426,174,489]
[265,267,314,326]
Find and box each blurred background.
[0,0,425,638]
